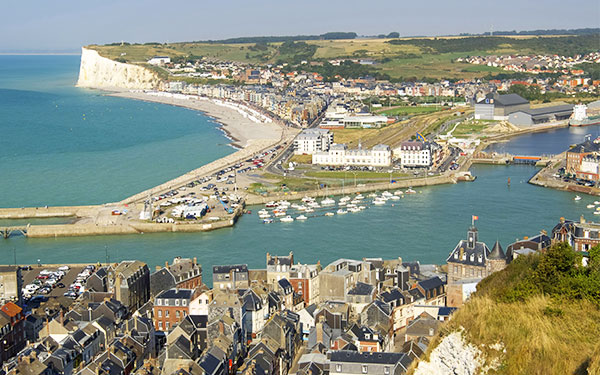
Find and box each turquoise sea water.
[0,55,233,208]
[0,56,597,283]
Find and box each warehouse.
[508,104,574,126]
[474,93,529,120]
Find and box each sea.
[0,55,597,282]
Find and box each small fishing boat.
[280,215,294,222]
[574,195,582,201]
[355,194,364,200]
[594,211,600,215]
[325,212,335,216]
[405,188,417,194]
[296,215,308,220]
[390,195,401,201]
[258,209,269,215]
[394,190,404,196]
[373,198,386,205]
[587,204,595,209]
[336,209,347,215]
[595,201,600,205]
[274,211,286,217]
[348,207,360,213]
[368,193,378,198]
[265,201,277,208]
[305,208,314,213]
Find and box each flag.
[472,215,479,221]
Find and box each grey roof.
[156,288,193,300]
[489,241,506,260]
[522,104,573,117]
[347,282,375,296]
[417,277,444,291]
[330,350,407,365]
[568,140,600,154]
[212,264,248,274]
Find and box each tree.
[387,32,400,38]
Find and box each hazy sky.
[1,0,598,51]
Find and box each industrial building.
[508,104,574,126]
[474,93,529,120]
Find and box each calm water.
[0,55,233,208]
[0,56,596,283]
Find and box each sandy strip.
[108,91,283,148]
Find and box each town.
[0,216,594,375]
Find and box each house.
[107,261,151,312]
[289,263,321,306]
[346,282,376,311]
[446,225,507,284]
[404,313,441,342]
[565,138,600,175]
[413,277,445,306]
[0,266,22,306]
[329,350,412,375]
[212,265,249,290]
[266,252,294,286]
[552,216,600,252]
[240,289,267,339]
[506,232,551,261]
[147,56,171,65]
[294,129,333,155]
[0,302,26,366]
[348,325,384,353]
[394,141,441,168]
[153,288,194,332]
[151,257,202,297]
[319,259,375,301]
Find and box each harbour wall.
[0,205,99,219]
[76,47,160,90]
[244,175,456,205]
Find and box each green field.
[305,171,408,179]
[90,34,599,81]
[446,119,494,136]
[378,106,448,116]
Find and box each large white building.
[294,129,333,155]
[147,56,171,65]
[394,141,438,167]
[312,144,391,166]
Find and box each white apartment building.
[147,56,171,65]
[294,129,333,155]
[395,141,435,167]
[312,144,391,166]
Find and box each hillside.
[89,33,599,81]
[414,243,600,375]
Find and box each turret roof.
[489,240,506,260]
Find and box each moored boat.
[296,215,308,220]
[280,215,294,222]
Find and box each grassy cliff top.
[423,243,600,374]
[88,34,599,81]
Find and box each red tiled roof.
[1,302,22,317]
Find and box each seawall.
[243,175,456,205]
[76,47,160,90]
[0,205,100,219]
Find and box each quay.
[1,225,28,239]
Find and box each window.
[156,299,162,306]
[158,321,163,330]
[182,300,187,306]
[175,299,180,306]
[176,311,180,318]
[165,310,170,318]
[384,367,390,375]
[166,322,170,330]
[157,310,162,318]
[362,365,368,374]
[336,365,342,373]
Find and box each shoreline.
[107,91,283,149]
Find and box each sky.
[1,0,599,52]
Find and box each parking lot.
[21,264,97,301]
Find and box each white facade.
[294,129,333,155]
[342,115,389,129]
[189,291,211,315]
[312,144,391,167]
[580,156,600,175]
[147,56,171,65]
[394,141,432,167]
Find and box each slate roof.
[347,282,375,296]
[330,350,407,365]
[156,288,193,300]
[212,264,248,274]
[447,227,490,267]
[568,140,600,154]
[489,241,506,260]
[494,93,528,106]
[417,277,444,291]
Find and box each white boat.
[305,208,315,213]
[291,203,301,209]
[574,195,582,201]
[262,218,274,224]
[338,201,347,206]
[347,203,357,208]
[595,201,600,205]
[355,194,364,200]
[350,199,361,204]
[308,202,321,208]
[359,205,367,210]
[258,209,269,215]
[348,207,361,213]
[265,201,277,208]
[368,193,378,198]
[340,196,351,202]
[405,188,417,194]
[296,215,308,220]
[336,209,348,215]
[382,191,393,198]
[278,200,291,207]
[302,196,314,203]
[594,211,600,215]
[394,190,404,196]
[390,195,401,201]
[373,199,386,205]
[587,204,595,209]
[259,213,271,219]
[274,211,286,217]
[321,198,336,206]
[325,212,335,216]
[280,215,294,222]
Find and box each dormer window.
[454,252,458,259]
[470,254,474,262]
[175,299,180,306]
[478,255,483,263]
[156,299,162,306]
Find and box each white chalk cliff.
[77,47,160,90]
[414,331,487,375]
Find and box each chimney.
[165,261,169,268]
[193,257,197,266]
[560,217,565,224]
[219,321,224,335]
[316,318,324,343]
[459,247,464,261]
[580,215,586,224]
